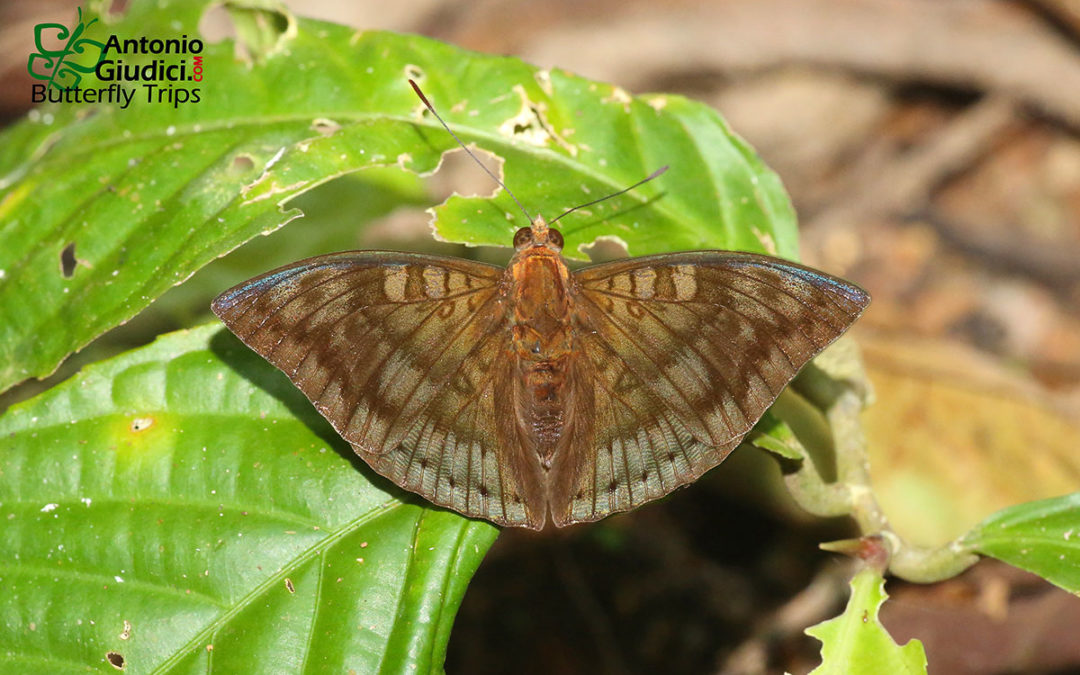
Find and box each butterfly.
[211,81,870,530]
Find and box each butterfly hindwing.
[549,339,739,526]
[212,251,546,528]
[363,328,547,528]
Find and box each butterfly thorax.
[507,240,576,469]
[508,246,574,362]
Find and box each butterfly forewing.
[556,252,869,522]
[212,251,546,528]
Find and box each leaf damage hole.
[310,118,341,136]
[751,226,778,255]
[285,578,295,593]
[645,94,668,112]
[534,69,553,95]
[601,85,633,111]
[130,417,154,433]
[578,234,630,263]
[404,64,424,81]
[119,619,132,640]
[106,0,130,18]
[106,651,125,670]
[429,146,507,203]
[60,243,77,278]
[497,85,577,156]
[198,5,233,44]
[199,4,296,63]
[231,154,256,173]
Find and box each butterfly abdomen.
[517,356,571,469]
[507,245,580,470]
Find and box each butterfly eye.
[513,227,533,249]
[547,228,564,251]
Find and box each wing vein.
[372,292,503,447]
[576,292,705,431]
[345,299,467,441]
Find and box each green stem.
[768,339,979,583]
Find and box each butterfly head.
[513,215,564,254]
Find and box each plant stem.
[768,339,979,583]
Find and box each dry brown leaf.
[859,331,1080,548]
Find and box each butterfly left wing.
[212,251,547,528]
[549,251,869,525]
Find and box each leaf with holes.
[0,0,794,394]
[0,323,497,673]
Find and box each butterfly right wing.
[212,251,546,529]
[550,251,869,526]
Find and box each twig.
[524,0,1080,129]
[805,95,1019,235]
[765,340,981,583]
[922,208,1080,290]
[719,560,853,675]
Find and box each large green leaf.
[0,0,795,393]
[960,492,1080,593]
[0,323,498,673]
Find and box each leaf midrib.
[0,563,224,608]
[151,497,401,674]
[3,497,322,531]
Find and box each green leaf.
[806,568,928,675]
[747,410,805,461]
[0,0,794,393]
[148,168,429,328]
[959,492,1080,593]
[0,323,498,673]
[430,79,795,259]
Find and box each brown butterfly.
[211,81,869,530]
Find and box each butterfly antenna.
[549,165,668,225]
[409,79,533,223]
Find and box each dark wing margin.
[212,251,545,528]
